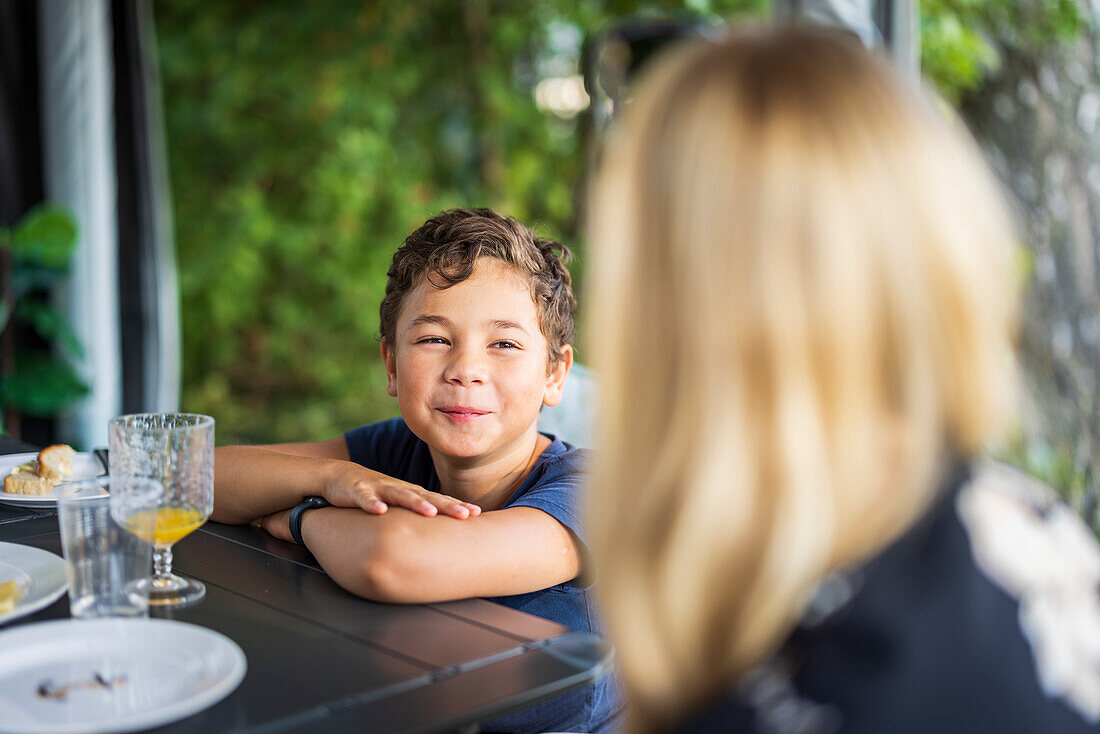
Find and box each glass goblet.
[108,413,214,607]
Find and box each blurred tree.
[154,0,759,445]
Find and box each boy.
[211,208,619,733]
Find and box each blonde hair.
[586,26,1018,732]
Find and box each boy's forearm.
[301,507,476,603]
[212,446,335,524]
[300,506,580,604]
[299,507,402,601]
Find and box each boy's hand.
[259,509,293,542]
[322,463,482,519]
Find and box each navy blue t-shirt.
[344,417,621,733]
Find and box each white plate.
[0,542,67,626]
[0,453,105,509]
[0,618,247,734]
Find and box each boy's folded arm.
[300,505,582,603]
[212,446,339,524]
[250,437,351,459]
[212,445,480,525]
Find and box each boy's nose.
[443,349,487,386]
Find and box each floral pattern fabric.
[958,462,1100,723]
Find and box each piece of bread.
[35,444,75,481]
[3,443,76,495]
[4,468,55,495]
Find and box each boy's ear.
[381,339,398,397]
[542,345,574,408]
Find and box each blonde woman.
[587,25,1100,734]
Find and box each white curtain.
[38,0,122,450]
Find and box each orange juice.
[125,505,206,546]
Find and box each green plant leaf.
[11,205,79,268]
[0,352,89,417]
[10,264,65,297]
[14,299,85,359]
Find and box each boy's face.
[382,258,572,463]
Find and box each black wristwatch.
[289,496,330,548]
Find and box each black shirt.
[673,463,1100,734]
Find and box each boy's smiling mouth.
[436,406,491,422]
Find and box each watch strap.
[289,496,330,548]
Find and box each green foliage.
[10,205,80,269]
[1,205,80,334]
[156,0,761,444]
[0,353,89,418]
[0,205,89,422]
[920,0,1087,102]
[998,436,1099,532]
[15,300,85,361]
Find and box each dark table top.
[0,444,610,733]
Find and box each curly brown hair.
[379,208,576,366]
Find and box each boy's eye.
[416,337,449,345]
[491,340,520,350]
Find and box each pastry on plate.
[35,444,75,481]
[3,444,76,495]
[3,467,55,495]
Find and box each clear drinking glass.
[57,477,163,618]
[108,413,214,607]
